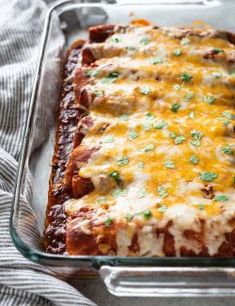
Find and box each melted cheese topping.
[65,25,235,256]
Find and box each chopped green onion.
[190,129,203,147]
[136,162,145,169]
[86,69,98,77]
[157,186,168,199]
[97,196,107,205]
[145,112,155,120]
[140,86,151,95]
[140,37,151,45]
[174,135,186,145]
[143,209,152,219]
[112,188,128,198]
[143,144,155,152]
[119,114,129,121]
[171,103,181,113]
[198,203,205,210]
[151,57,163,64]
[212,48,224,54]
[181,38,190,45]
[157,204,168,213]
[189,111,195,120]
[126,46,136,51]
[204,95,216,105]
[109,171,121,184]
[169,132,177,139]
[164,160,175,169]
[137,188,148,199]
[199,172,218,182]
[102,135,115,143]
[128,130,138,141]
[212,72,222,79]
[143,121,153,131]
[125,213,134,222]
[189,155,199,164]
[181,73,192,83]
[104,217,113,227]
[222,111,235,120]
[94,89,104,97]
[110,37,121,43]
[173,84,181,91]
[154,121,167,129]
[222,145,234,155]
[173,49,182,56]
[184,92,194,101]
[102,71,120,83]
[117,156,129,166]
[215,195,228,202]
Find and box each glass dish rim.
[10,0,235,268]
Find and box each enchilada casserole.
[44,21,235,257]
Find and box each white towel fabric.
[0,0,96,305]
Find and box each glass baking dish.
[10,0,235,296]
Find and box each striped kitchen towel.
[0,0,96,305]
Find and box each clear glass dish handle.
[99,266,235,297]
[113,0,221,5]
